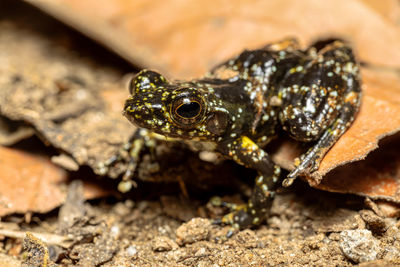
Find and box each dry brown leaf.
[23,0,400,200]
[0,146,108,217]
[28,0,400,78]
[317,133,400,202]
[0,146,67,216]
[360,0,400,25]
[310,68,400,182]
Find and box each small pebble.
[126,245,138,257]
[340,229,380,263]
[110,225,120,238]
[359,210,387,235]
[152,236,178,252]
[175,218,211,245]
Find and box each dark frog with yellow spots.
[123,39,361,231]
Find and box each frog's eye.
[171,96,204,126]
[176,101,201,118]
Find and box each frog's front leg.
[216,136,281,230]
[98,128,159,191]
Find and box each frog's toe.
[209,196,245,212]
[219,208,261,230]
[121,157,139,180]
[211,218,223,225]
[226,227,239,238]
[284,153,322,186]
[212,226,239,242]
[284,166,306,187]
[97,161,109,176]
[97,154,122,176]
[309,161,320,173]
[282,173,298,187]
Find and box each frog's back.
[206,42,306,143]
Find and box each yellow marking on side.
[241,136,258,151]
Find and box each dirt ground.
[0,2,400,266]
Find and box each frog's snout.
[124,95,166,127]
[124,100,150,118]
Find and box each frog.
[122,38,361,232]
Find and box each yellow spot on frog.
[293,157,301,167]
[241,136,258,151]
[344,91,358,103]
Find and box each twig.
[177,254,211,263]
[0,229,73,248]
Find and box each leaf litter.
[1,0,400,265]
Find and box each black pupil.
[177,102,201,118]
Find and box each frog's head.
[124,70,230,140]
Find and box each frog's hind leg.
[215,136,281,232]
[283,94,360,187]
[281,41,362,186]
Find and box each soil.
[0,1,399,266]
